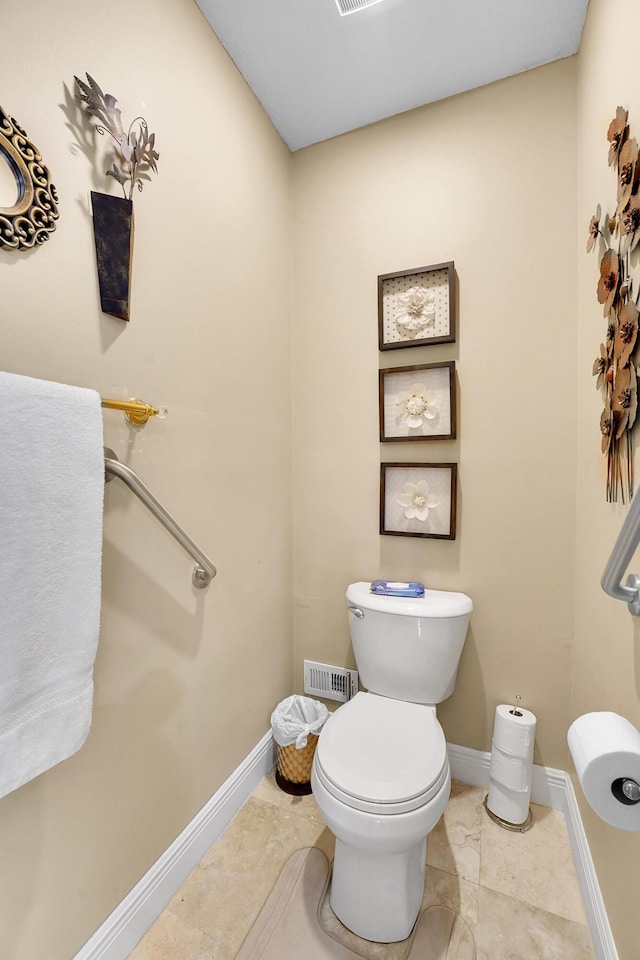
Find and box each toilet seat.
[314,692,448,815]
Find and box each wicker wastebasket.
[275,734,319,795]
[271,695,328,796]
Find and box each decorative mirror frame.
[0,106,59,250]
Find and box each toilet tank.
[346,582,473,704]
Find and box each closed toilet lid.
[315,693,447,810]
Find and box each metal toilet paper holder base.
[483,795,533,833]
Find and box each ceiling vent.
[335,0,385,15]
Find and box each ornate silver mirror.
[0,107,59,250]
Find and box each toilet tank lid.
[347,582,472,617]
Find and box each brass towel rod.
[101,398,164,426]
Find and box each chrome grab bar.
[601,491,640,615]
[104,448,217,589]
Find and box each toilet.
[311,581,472,943]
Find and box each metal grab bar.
[601,491,640,615]
[104,448,217,589]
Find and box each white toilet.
[311,581,472,943]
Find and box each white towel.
[0,372,104,798]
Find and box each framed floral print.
[380,462,457,539]
[378,261,455,351]
[379,361,455,442]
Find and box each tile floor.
[128,773,596,960]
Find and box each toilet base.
[329,836,427,942]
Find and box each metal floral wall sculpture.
[74,73,159,321]
[589,106,640,502]
[74,74,159,201]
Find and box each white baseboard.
[447,741,618,960]
[73,731,276,960]
[562,773,619,960]
[446,742,567,810]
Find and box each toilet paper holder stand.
[601,487,640,615]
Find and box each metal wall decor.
[74,74,160,321]
[588,106,640,502]
[0,106,59,250]
[90,190,134,321]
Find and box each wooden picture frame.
[379,361,455,442]
[378,261,455,350]
[380,462,457,539]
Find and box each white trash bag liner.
[271,695,329,750]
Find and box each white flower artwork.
[396,382,438,429]
[380,463,456,539]
[378,263,454,350]
[395,286,436,338]
[379,363,454,441]
[397,480,439,522]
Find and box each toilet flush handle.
[348,605,364,619]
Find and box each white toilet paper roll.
[486,703,536,825]
[568,711,640,832]
[487,778,532,826]
[492,704,536,758]
[489,742,531,792]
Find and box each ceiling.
[195,0,589,152]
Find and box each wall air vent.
[335,0,386,15]
[303,660,359,703]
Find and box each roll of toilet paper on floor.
[568,712,640,831]
[487,704,537,825]
[492,704,537,758]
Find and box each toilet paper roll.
[487,778,532,826]
[568,711,640,832]
[492,704,537,758]
[489,742,531,792]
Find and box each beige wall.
[574,1,640,956]
[0,2,292,958]
[292,59,579,769]
[3,1,640,957]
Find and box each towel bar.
[101,398,167,426]
[104,449,216,588]
[601,489,640,615]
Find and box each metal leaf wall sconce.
[74,73,159,321]
[588,106,640,503]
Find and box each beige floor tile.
[426,781,483,883]
[168,870,275,954]
[127,908,233,960]
[479,802,587,924]
[252,769,326,823]
[166,796,335,952]
[422,864,480,931]
[202,796,335,880]
[412,906,475,960]
[476,886,595,960]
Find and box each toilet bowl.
[310,582,472,943]
[311,691,451,942]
